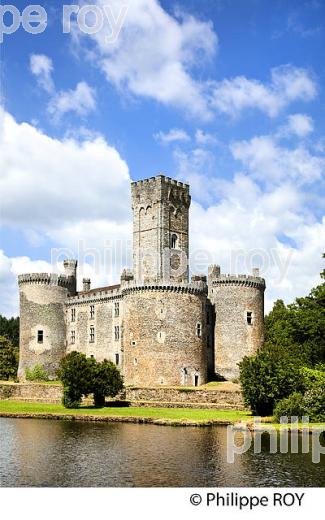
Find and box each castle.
[18,175,266,386]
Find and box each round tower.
[208,266,265,380]
[17,268,76,380]
[122,282,208,387]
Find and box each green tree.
[57,352,93,408]
[0,315,19,348]
[239,344,305,415]
[0,336,19,381]
[57,353,124,408]
[264,281,325,366]
[91,359,124,407]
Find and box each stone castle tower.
[17,174,266,384]
[132,175,190,284]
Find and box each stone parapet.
[18,273,73,290]
[210,274,266,290]
[121,281,207,296]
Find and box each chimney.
[83,278,91,292]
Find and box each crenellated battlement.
[131,174,189,191]
[121,280,207,296]
[18,273,74,290]
[210,274,266,290]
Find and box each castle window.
[71,330,75,344]
[90,305,95,319]
[170,233,178,249]
[71,308,75,322]
[134,358,138,366]
[115,353,120,366]
[90,326,95,343]
[196,323,202,338]
[115,326,120,341]
[115,302,120,317]
[37,330,43,344]
[131,340,137,347]
[247,312,253,325]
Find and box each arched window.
[170,233,178,249]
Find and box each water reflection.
[0,418,325,487]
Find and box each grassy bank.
[0,400,251,425]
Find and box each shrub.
[239,345,305,416]
[91,359,124,407]
[25,364,49,382]
[0,336,19,380]
[304,383,325,422]
[301,367,325,390]
[62,387,82,409]
[57,352,93,408]
[273,392,306,422]
[58,352,124,408]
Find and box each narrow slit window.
[37,330,43,344]
[71,330,75,344]
[196,323,202,338]
[170,234,178,249]
[247,312,253,325]
[90,305,95,319]
[115,353,120,366]
[115,326,120,341]
[90,326,95,343]
[71,308,75,322]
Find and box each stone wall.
[122,286,208,387]
[131,175,191,284]
[18,277,70,379]
[65,288,123,368]
[0,383,63,403]
[0,383,244,409]
[125,385,244,410]
[208,269,265,380]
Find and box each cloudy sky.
[0,0,324,316]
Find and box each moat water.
[1,418,325,487]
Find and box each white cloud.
[0,108,131,229]
[47,81,97,121]
[282,113,314,137]
[195,129,218,146]
[0,248,133,317]
[189,175,325,312]
[173,147,216,203]
[30,54,96,122]
[231,135,324,185]
[209,65,317,118]
[73,0,218,119]
[154,128,190,144]
[30,54,54,94]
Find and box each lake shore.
[1,401,325,431]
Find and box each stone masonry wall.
[122,287,208,387]
[208,274,265,380]
[65,289,123,368]
[18,280,69,379]
[0,383,244,409]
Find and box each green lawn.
[0,400,251,424]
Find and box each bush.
[0,336,19,380]
[57,352,93,408]
[25,364,49,382]
[301,367,325,390]
[57,352,124,408]
[91,359,124,407]
[62,387,82,409]
[273,392,306,422]
[304,383,325,422]
[239,345,305,416]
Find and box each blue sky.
[0,0,324,316]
